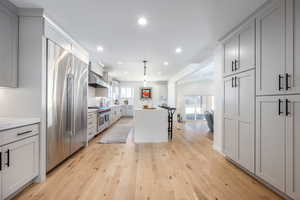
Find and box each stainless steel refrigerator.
[46,39,88,172]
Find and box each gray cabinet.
[0,2,18,88]
[0,124,39,199]
[223,71,255,172]
[256,0,299,96]
[0,147,2,200]
[286,0,300,95]
[286,95,300,199]
[2,136,39,199]
[224,37,238,76]
[256,96,286,192]
[224,20,255,77]
[256,95,300,197]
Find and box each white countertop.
[0,118,40,132]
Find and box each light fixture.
[138,17,148,26]
[163,61,169,66]
[117,61,123,65]
[143,60,148,86]
[175,47,182,54]
[124,71,128,75]
[97,46,104,52]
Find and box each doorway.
[184,95,214,121]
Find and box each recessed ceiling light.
[97,46,104,52]
[117,61,123,65]
[163,61,169,66]
[138,17,148,26]
[175,47,182,54]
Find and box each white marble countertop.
[0,118,40,132]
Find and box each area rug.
[98,125,132,144]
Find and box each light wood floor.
[14,118,282,200]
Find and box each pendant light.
[143,60,147,87]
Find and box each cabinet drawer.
[88,127,97,136]
[0,124,39,146]
[88,123,97,130]
[88,113,97,119]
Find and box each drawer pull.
[6,150,10,167]
[17,130,32,136]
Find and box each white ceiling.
[11,0,266,81]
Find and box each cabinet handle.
[6,149,10,167]
[234,60,238,71]
[231,61,234,72]
[278,74,284,91]
[232,77,234,88]
[278,99,283,116]
[235,76,238,87]
[286,99,290,116]
[285,73,291,91]
[17,130,32,136]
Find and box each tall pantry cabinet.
[223,19,256,173]
[223,0,300,199]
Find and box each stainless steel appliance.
[46,39,88,172]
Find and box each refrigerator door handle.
[67,74,74,136]
[72,75,76,136]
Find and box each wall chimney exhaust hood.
[88,71,109,88]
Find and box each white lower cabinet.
[256,95,300,198]
[224,118,236,160]
[224,70,255,173]
[0,124,39,200]
[286,95,300,199]
[2,135,39,199]
[256,96,286,191]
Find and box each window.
[120,87,134,98]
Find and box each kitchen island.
[134,108,168,143]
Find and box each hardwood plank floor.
[13,118,282,200]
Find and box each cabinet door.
[224,76,237,118]
[0,147,2,200]
[236,71,255,172]
[286,95,300,199]
[2,136,39,199]
[256,96,286,192]
[0,4,18,88]
[224,118,236,161]
[224,37,238,76]
[238,21,255,73]
[256,0,285,95]
[286,0,300,94]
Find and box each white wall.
[176,80,215,117]
[212,44,224,154]
[120,81,168,109]
[168,81,176,107]
[0,16,44,118]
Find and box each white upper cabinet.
[239,21,255,72]
[224,37,238,76]
[256,0,300,95]
[285,0,300,94]
[256,96,286,192]
[0,2,18,88]
[224,20,255,77]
